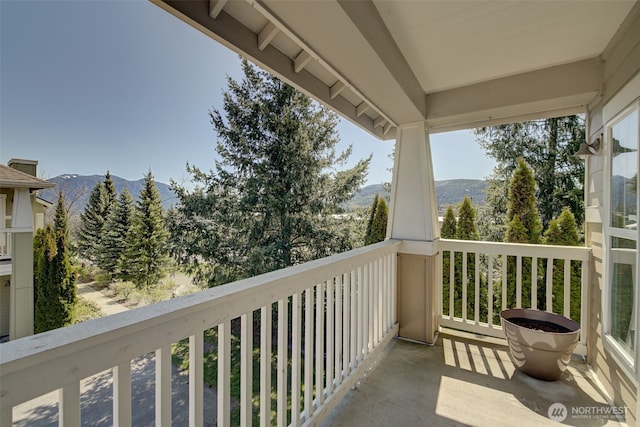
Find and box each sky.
[1,0,495,187]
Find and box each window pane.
[610,111,638,229]
[610,237,636,358]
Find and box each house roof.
[153,0,639,137]
[0,164,55,190]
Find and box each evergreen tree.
[502,159,543,312]
[441,206,457,317]
[441,206,457,239]
[364,194,379,245]
[456,196,478,241]
[77,181,107,262]
[121,171,170,289]
[169,60,370,287]
[100,188,133,277]
[544,207,581,320]
[104,170,117,208]
[475,116,585,232]
[34,225,56,333]
[364,195,387,245]
[505,159,542,244]
[34,193,76,332]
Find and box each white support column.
[387,121,439,248]
[10,189,34,340]
[388,122,440,343]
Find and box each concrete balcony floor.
[323,332,625,427]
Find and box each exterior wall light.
[575,134,601,159]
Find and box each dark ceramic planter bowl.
[500,308,580,381]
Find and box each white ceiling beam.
[383,123,393,135]
[373,116,387,128]
[338,0,425,118]
[356,102,370,117]
[257,21,278,51]
[294,50,311,73]
[330,81,346,99]
[425,58,601,131]
[209,0,228,19]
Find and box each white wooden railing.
[437,239,591,354]
[0,240,400,426]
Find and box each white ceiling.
[154,0,638,138]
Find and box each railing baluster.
[315,283,324,405]
[218,321,231,427]
[326,280,334,395]
[189,331,203,427]
[240,312,253,427]
[260,306,272,427]
[501,254,507,311]
[335,275,343,387]
[304,288,314,421]
[342,272,351,378]
[351,269,358,371]
[516,256,522,308]
[156,345,172,425]
[488,254,494,326]
[546,259,554,312]
[291,294,301,426]
[531,257,538,310]
[474,251,480,323]
[277,299,288,427]
[449,250,454,317]
[113,361,131,427]
[364,263,370,355]
[462,251,468,321]
[60,382,80,426]
[564,259,571,318]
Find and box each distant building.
[0,159,54,341]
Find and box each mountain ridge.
[40,174,487,213]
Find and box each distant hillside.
[345,179,487,211]
[40,174,178,211]
[434,179,487,207]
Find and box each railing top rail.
[439,238,591,261]
[0,239,401,403]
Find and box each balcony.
[0,239,621,426]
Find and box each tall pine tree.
[34,193,76,332]
[364,195,387,245]
[121,171,170,289]
[502,159,543,311]
[441,206,457,239]
[100,188,133,277]
[169,60,370,287]
[77,181,107,262]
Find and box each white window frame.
[602,75,640,380]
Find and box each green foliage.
[114,281,136,301]
[364,194,379,243]
[73,298,103,323]
[441,206,457,239]
[104,170,117,208]
[505,159,542,244]
[475,116,585,229]
[169,60,370,287]
[364,194,388,245]
[120,171,170,289]
[77,181,108,261]
[34,193,76,333]
[99,188,133,277]
[456,196,478,240]
[544,207,581,321]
